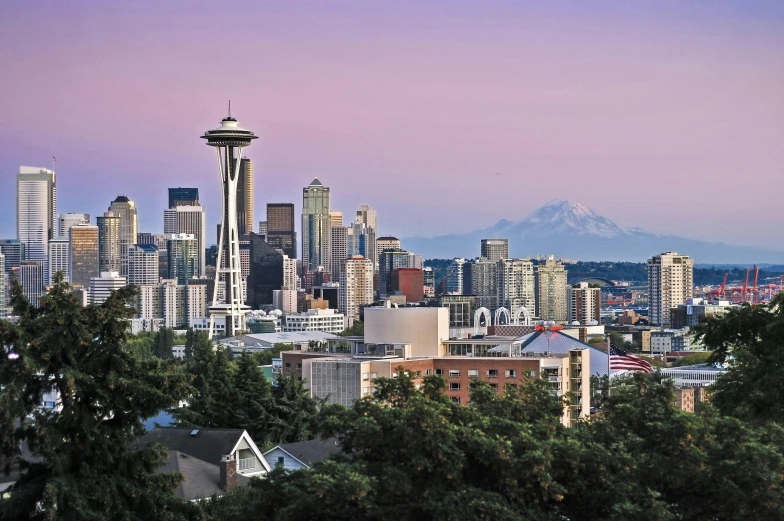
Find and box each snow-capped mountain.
[402,200,784,263]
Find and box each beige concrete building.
[496,258,535,313]
[364,305,449,358]
[648,252,694,326]
[567,282,601,325]
[339,255,373,325]
[536,256,568,322]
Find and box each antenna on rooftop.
[228,99,231,118]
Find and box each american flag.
[610,344,653,373]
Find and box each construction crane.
[752,265,760,305]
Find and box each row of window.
[448,382,516,392]
[436,368,517,378]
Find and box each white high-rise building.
[536,256,568,322]
[47,238,70,285]
[108,196,138,277]
[447,258,466,294]
[163,204,207,277]
[497,259,535,314]
[339,255,374,326]
[17,166,57,266]
[58,213,89,239]
[18,261,45,308]
[88,271,127,306]
[161,279,186,328]
[0,253,6,308]
[648,252,694,327]
[283,255,298,291]
[302,178,331,273]
[128,244,160,286]
[567,282,601,325]
[186,282,208,328]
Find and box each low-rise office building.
[283,308,346,334]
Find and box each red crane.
[742,268,750,303]
[752,265,760,304]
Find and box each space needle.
[202,104,257,338]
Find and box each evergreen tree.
[0,275,195,521]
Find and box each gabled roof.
[135,428,246,466]
[159,450,250,501]
[519,329,609,376]
[265,438,342,468]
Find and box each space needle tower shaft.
[201,105,257,338]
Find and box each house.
[134,427,271,500]
[263,438,342,471]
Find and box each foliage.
[670,351,712,367]
[0,275,195,521]
[695,293,784,423]
[339,321,364,337]
[249,343,293,366]
[171,338,324,447]
[152,327,176,359]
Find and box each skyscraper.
[356,204,377,269]
[97,211,121,274]
[237,158,254,236]
[167,233,199,285]
[535,256,568,322]
[201,111,257,338]
[48,237,70,285]
[164,204,206,276]
[0,253,6,308]
[168,187,199,208]
[302,178,331,273]
[469,258,498,309]
[266,203,296,259]
[447,258,467,295]
[17,166,57,265]
[108,196,138,277]
[481,239,508,262]
[69,224,100,288]
[330,211,348,282]
[339,255,374,326]
[18,261,45,308]
[379,248,411,297]
[128,244,160,286]
[88,271,127,306]
[245,233,284,308]
[58,213,89,238]
[497,259,535,313]
[648,252,694,327]
[375,236,401,271]
[0,240,24,274]
[567,282,601,325]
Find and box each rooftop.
[134,427,246,466]
[267,439,342,468]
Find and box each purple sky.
[1,0,782,247]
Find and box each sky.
[1,0,782,247]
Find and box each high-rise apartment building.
[469,258,498,309]
[355,204,377,269]
[283,255,298,291]
[89,271,127,306]
[18,261,45,307]
[648,251,694,327]
[17,166,57,265]
[128,244,160,286]
[339,255,374,326]
[378,248,410,297]
[330,213,348,283]
[168,187,199,208]
[97,211,121,275]
[567,282,601,325]
[0,253,5,308]
[481,239,509,262]
[376,237,401,271]
[237,158,254,237]
[266,203,296,259]
[164,204,206,276]
[536,256,568,322]
[423,267,435,296]
[48,238,70,285]
[167,234,198,285]
[447,258,467,295]
[497,259,535,313]
[107,196,138,277]
[58,213,89,238]
[0,240,24,274]
[69,224,99,288]
[302,179,330,272]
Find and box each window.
[371,372,378,379]
[487,369,498,378]
[448,369,461,378]
[435,369,444,376]
[449,382,461,391]
[468,369,479,378]
[415,370,422,377]
[362,372,369,380]
[505,369,516,378]
[507,383,517,389]
[489,383,499,392]
[450,396,461,404]
[425,369,432,376]
[277,456,285,466]
[296,363,302,370]
[285,363,291,369]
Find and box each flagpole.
[606,333,611,396]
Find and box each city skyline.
[1,1,783,248]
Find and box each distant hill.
[405,200,784,264]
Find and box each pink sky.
[1,0,782,247]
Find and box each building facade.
[166,233,198,285]
[0,240,24,274]
[48,238,70,285]
[447,258,467,295]
[164,204,207,277]
[128,244,160,286]
[283,308,346,334]
[375,237,401,272]
[496,259,535,314]
[18,261,45,307]
[468,258,497,309]
[107,196,138,277]
[266,203,296,259]
[69,224,99,288]
[58,213,89,238]
[97,211,121,275]
[237,158,254,237]
[168,187,199,208]
[480,239,508,262]
[378,248,410,297]
[567,282,601,325]
[17,166,57,267]
[88,271,127,306]
[339,256,374,325]
[392,268,424,303]
[648,252,694,327]
[245,233,284,308]
[302,178,331,272]
[536,256,568,322]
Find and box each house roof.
[159,450,250,501]
[266,438,342,468]
[227,331,338,347]
[134,427,246,466]
[518,329,609,376]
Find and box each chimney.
[219,454,237,491]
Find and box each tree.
[339,321,364,337]
[0,275,195,520]
[152,327,175,360]
[695,293,784,423]
[183,328,196,360]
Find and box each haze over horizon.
[1,0,782,249]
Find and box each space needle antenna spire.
[201,106,257,339]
